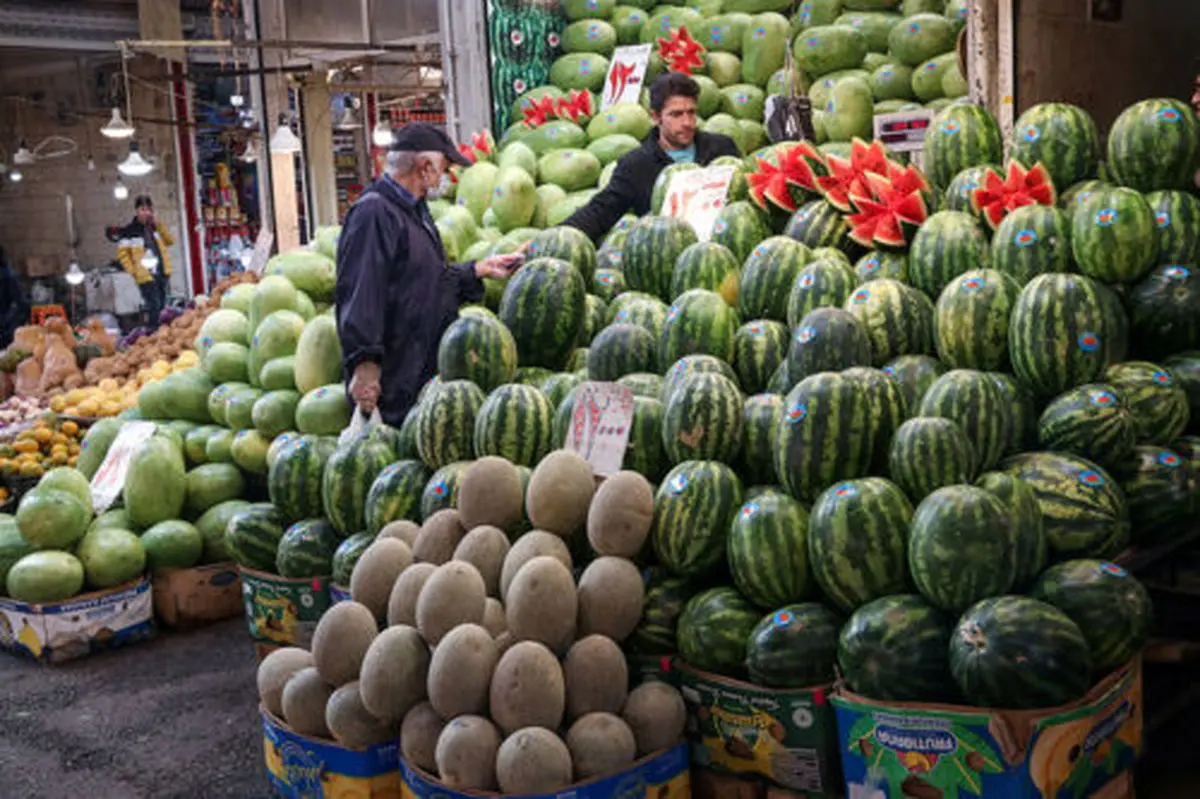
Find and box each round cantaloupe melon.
[525,450,595,537]
[427,623,498,720]
[621,681,687,757]
[349,538,413,621]
[496,727,573,794]
[452,526,510,597]
[359,625,429,723]
[387,562,436,627]
[586,470,653,556]
[412,509,467,565]
[576,556,644,642]
[311,601,378,686]
[435,715,502,790]
[257,647,313,719]
[488,640,565,736]
[564,635,628,720]
[415,561,487,645]
[499,531,573,600]
[506,556,578,653]
[326,680,395,748]
[400,701,444,772]
[281,666,333,737]
[566,712,637,779]
[457,456,525,531]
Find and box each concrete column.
[301,78,338,228]
[439,0,491,141]
[254,0,301,251]
[137,0,183,63]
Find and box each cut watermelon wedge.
[846,171,930,250]
[971,160,1058,229]
[816,138,891,212]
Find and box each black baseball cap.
[390,122,472,167]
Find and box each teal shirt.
[665,143,697,164]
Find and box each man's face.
[418,153,448,197]
[136,205,153,224]
[654,95,699,150]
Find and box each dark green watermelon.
[745,602,843,688]
[838,594,958,703]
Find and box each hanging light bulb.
[113,179,129,200]
[140,250,159,272]
[66,260,85,286]
[371,113,393,147]
[100,107,135,139]
[12,140,35,166]
[336,104,363,131]
[269,114,302,154]
[117,140,153,177]
[230,92,245,108]
[86,154,96,171]
[240,138,259,163]
[9,168,22,183]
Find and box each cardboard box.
[832,659,1143,798]
[19,255,60,278]
[398,743,691,798]
[261,706,401,798]
[0,577,154,663]
[692,767,818,799]
[152,562,243,628]
[676,661,841,796]
[238,567,331,653]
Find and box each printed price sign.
[662,165,736,241]
[89,421,157,514]
[565,382,635,477]
[247,227,275,275]
[872,109,936,153]
[602,44,653,109]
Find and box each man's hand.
[475,254,523,280]
[349,360,382,414]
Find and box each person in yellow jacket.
[116,195,174,329]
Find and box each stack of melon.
[256,450,687,792]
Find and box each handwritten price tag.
[602,44,653,109]
[662,165,736,241]
[564,382,635,477]
[89,421,156,514]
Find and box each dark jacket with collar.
[563,127,742,243]
[335,176,483,426]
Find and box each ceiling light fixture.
[269,114,302,154]
[230,92,245,108]
[100,107,135,139]
[12,140,35,166]
[113,179,129,200]
[371,112,393,148]
[86,154,96,171]
[66,260,85,286]
[336,104,363,131]
[9,168,22,183]
[117,141,153,177]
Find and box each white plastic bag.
[338,407,381,449]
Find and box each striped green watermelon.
[935,269,1020,371]
[365,460,431,535]
[918,369,1012,473]
[1106,98,1200,193]
[608,291,670,338]
[627,569,697,655]
[322,438,392,537]
[396,406,420,460]
[1110,445,1191,538]
[1008,103,1101,194]
[837,594,957,702]
[436,314,517,393]
[786,259,859,328]
[854,251,909,283]
[567,349,589,373]
[623,215,699,302]
[989,373,1036,455]
[651,460,744,578]
[225,503,286,572]
[1174,435,1200,512]
[1000,451,1130,560]
[776,372,875,503]
[662,373,744,465]
[539,372,583,409]
[593,268,626,302]
[1129,265,1200,360]
[740,236,810,323]
[1059,179,1110,212]
[974,470,1048,590]
[415,379,486,470]
[275,519,340,578]
[473,384,554,467]
[882,354,946,412]
[420,461,470,520]
[766,359,791,395]
[943,165,998,214]
[671,242,740,305]
[661,354,740,404]
[1105,361,1190,445]
[515,366,557,387]
[733,320,788,395]
[788,307,873,383]
[331,532,373,586]
[990,204,1073,286]
[268,435,336,523]
[659,289,739,366]
[580,295,608,345]
[1146,190,1200,264]
[925,103,1004,189]
[842,279,936,366]
[624,395,668,482]
[728,491,811,609]
[888,416,976,503]
[499,257,587,369]
[908,210,990,299]
[745,603,842,688]
[908,485,1017,613]
[587,323,657,381]
[676,586,760,677]
[950,596,1092,709]
[807,477,912,613]
[1031,559,1152,676]
[785,199,852,252]
[712,201,770,263]
[525,225,597,283]
[843,366,908,472]
[1071,186,1158,284]
[364,424,403,460]
[1165,353,1200,433]
[617,372,665,399]
[1008,273,1126,398]
[1037,383,1136,468]
[740,394,782,486]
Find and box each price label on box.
[565,382,635,477]
[601,44,653,109]
[89,421,156,514]
[662,165,736,241]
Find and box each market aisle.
[0,618,267,799]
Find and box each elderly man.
[335,124,520,425]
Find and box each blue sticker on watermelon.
[1099,562,1128,578]
[880,69,893,79]
[741,501,759,518]
[598,274,612,284]
[1156,211,1171,228]
[1015,229,1038,247]
[666,307,680,323]
[1158,107,1182,123]
[1079,470,1106,488]
[668,473,689,494]
[710,27,722,43]
[586,24,599,39]
[1152,369,1173,386]
[806,36,819,48]
[960,276,985,293]
[923,62,938,72]
[1021,125,1041,143]
[773,609,794,627]
[833,483,857,499]
[432,480,449,497]
[799,274,815,288]
[881,366,895,375]
[1077,332,1101,353]
[1075,192,1093,206]
[800,7,811,23]
[747,324,765,337]
[714,219,728,233]
[753,26,767,38]
[1164,266,1189,280]
[1095,208,1118,227]
[797,325,817,343]
[907,22,920,33]
[863,256,880,272]
[1090,390,1116,407]
[850,288,871,305]
[825,101,834,113]
[1158,450,1182,468]
[579,62,591,76]
[787,402,807,424]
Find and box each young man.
[563,72,742,243]
[116,195,174,329]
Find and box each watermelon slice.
[816,138,891,212]
[555,90,593,123]
[522,95,559,127]
[657,26,706,75]
[846,170,930,250]
[747,142,824,214]
[971,160,1058,229]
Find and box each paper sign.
[662,165,736,241]
[89,421,157,514]
[565,382,636,477]
[602,44,653,109]
[247,227,275,275]
[873,109,936,153]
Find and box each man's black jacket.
[335,177,483,426]
[563,127,741,244]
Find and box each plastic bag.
[338,407,381,449]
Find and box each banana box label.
[262,708,402,799]
[676,661,840,795]
[239,567,331,648]
[0,577,154,663]
[833,660,1142,798]
[398,744,690,798]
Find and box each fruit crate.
[2,474,39,506]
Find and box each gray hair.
[385,150,444,176]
